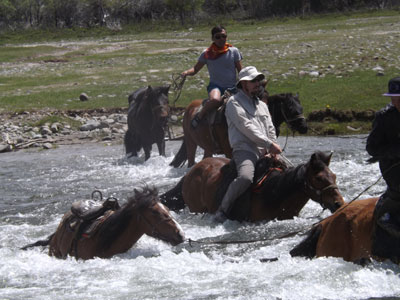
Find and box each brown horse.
[21,187,185,259]
[170,93,308,168]
[290,197,386,263]
[162,151,344,222]
[124,85,170,160]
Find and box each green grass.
[1,9,399,121]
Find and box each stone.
[0,143,12,153]
[80,93,89,101]
[80,121,102,131]
[43,143,53,149]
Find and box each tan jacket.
[225,89,277,158]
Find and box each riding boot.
[371,188,400,261]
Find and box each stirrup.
[191,114,201,128]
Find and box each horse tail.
[21,233,55,250]
[159,177,185,211]
[124,129,141,156]
[289,224,322,258]
[169,140,188,168]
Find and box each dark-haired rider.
[367,76,400,258]
[181,25,242,128]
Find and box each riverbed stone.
[80,121,102,131]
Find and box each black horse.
[124,85,170,160]
[267,93,308,137]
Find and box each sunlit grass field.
[1,10,399,121]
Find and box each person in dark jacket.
[367,76,400,258]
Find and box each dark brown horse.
[162,151,344,222]
[170,93,308,168]
[125,85,170,160]
[290,197,390,263]
[22,187,185,260]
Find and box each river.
[1,136,399,300]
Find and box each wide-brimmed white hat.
[383,77,400,97]
[236,66,265,88]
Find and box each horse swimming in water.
[22,186,185,260]
[162,151,344,222]
[289,196,400,264]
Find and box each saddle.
[215,156,286,221]
[196,89,235,153]
[68,192,120,240]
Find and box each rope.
[186,228,306,247]
[171,73,186,107]
[348,160,400,203]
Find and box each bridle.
[136,202,174,242]
[302,167,339,208]
[278,98,305,131]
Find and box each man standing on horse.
[214,66,283,223]
[181,25,242,128]
[367,76,400,258]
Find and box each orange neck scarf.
[204,42,232,60]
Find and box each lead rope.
[186,228,307,247]
[171,73,186,108]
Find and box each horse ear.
[311,151,332,166]
[325,152,333,166]
[147,85,153,92]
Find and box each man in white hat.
[214,66,282,222]
[367,76,400,259]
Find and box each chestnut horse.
[124,85,170,160]
[290,197,391,263]
[22,187,185,259]
[162,151,344,222]
[170,93,308,168]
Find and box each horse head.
[267,94,308,136]
[304,151,345,213]
[133,187,185,246]
[146,85,170,123]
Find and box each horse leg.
[143,144,152,161]
[124,130,138,157]
[156,139,166,157]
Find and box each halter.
[279,101,305,131]
[136,202,174,242]
[303,170,339,208]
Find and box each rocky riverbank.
[0,107,185,153]
[0,108,130,153]
[0,106,375,154]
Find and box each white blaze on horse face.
[158,202,185,238]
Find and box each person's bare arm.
[182,61,205,77]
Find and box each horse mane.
[258,164,306,206]
[259,151,329,205]
[97,186,159,250]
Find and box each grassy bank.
[1,10,400,134]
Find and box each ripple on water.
[1,137,399,299]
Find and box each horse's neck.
[268,101,284,129]
[104,210,145,254]
[261,164,307,201]
[252,164,310,220]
